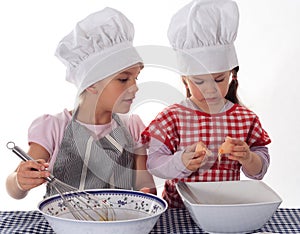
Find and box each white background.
[0,0,299,210]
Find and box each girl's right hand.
[16,159,50,191]
[182,143,206,171]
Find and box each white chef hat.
[55,7,142,94]
[168,0,239,75]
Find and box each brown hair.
[225,66,240,104]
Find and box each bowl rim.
[183,200,282,207]
[38,188,168,223]
[176,180,283,207]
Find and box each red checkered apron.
[142,103,271,208]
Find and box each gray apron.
[46,112,134,197]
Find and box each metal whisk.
[6,141,115,221]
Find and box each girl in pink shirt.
[6,7,156,200]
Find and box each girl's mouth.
[123,97,135,103]
[204,97,218,103]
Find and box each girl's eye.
[118,78,129,83]
[215,77,225,83]
[194,80,204,85]
[190,78,204,85]
[117,77,138,83]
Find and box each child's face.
[94,64,142,114]
[184,71,231,111]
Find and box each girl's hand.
[227,138,264,176]
[139,187,157,195]
[227,138,252,164]
[16,159,50,191]
[139,187,151,193]
[182,143,206,171]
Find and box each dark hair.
[182,66,241,104]
[225,66,240,104]
[182,77,191,98]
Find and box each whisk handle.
[6,141,54,183]
[12,145,34,161]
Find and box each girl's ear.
[85,85,98,94]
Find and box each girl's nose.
[202,81,218,93]
[128,83,138,93]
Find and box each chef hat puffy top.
[55,7,142,94]
[168,0,239,75]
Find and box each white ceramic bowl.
[38,189,168,234]
[176,180,282,234]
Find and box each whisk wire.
[51,179,111,221]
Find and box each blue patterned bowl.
[38,189,167,234]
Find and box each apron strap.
[79,136,94,191]
[105,134,123,153]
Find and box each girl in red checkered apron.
[142,0,271,208]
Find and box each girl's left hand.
[227,138,252,165]
[139,187,151,193]
[139,187,157,195]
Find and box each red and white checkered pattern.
[142,103,271,208]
